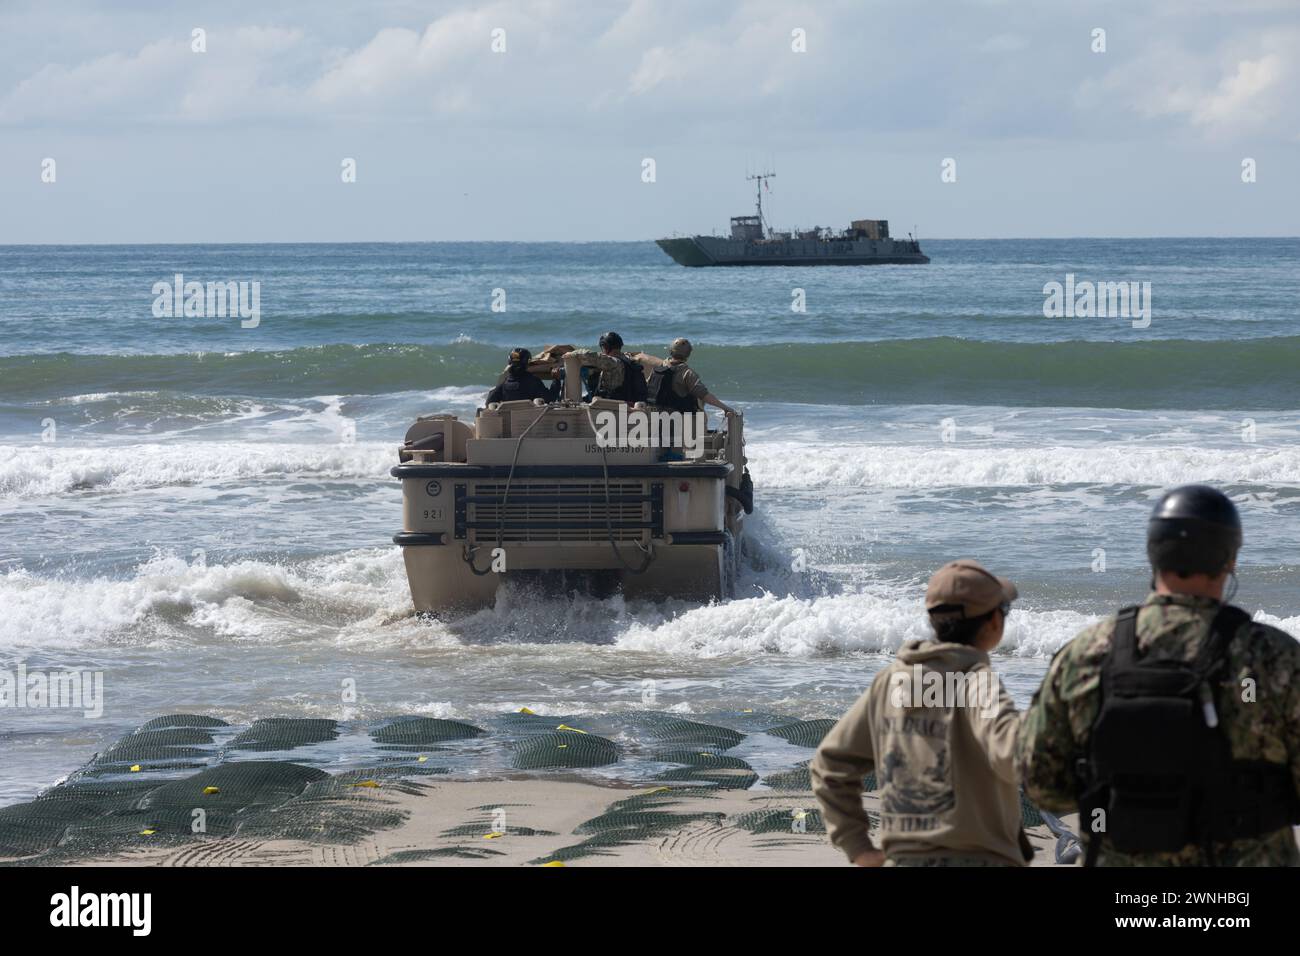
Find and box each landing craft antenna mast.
[746,170,775,235]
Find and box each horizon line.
[1,235,1298,248]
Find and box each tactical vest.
[645,365,697,413]
[595,356,647,404]
[497,374,532,402]
[1076,603,1299,865]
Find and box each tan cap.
[669,337,692,358]
[925,559,1018,618]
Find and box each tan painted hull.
[391,393,749,613]
[398,540,733,612]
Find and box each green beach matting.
[371,717,485,749]
[730,807,827,834]
[761,764,813,791]
[528,787,836,865]
[652,750,759,789]
[227,718,340,752]
[766,718,837,748]
[0,710,1058,864]
[0,716,446,864]
[628,713,746,750]
[440,823,559,838]
[511,731,621,769]
[497,710,581,733]
[530,787,728,864]
[368,846,505,864]
[139,714,230,731]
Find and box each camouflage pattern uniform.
[1018,591,1300,866]
[570,349,625,392]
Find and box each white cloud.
[313,27,424,101]
[1,39,188,123]
[0,25,309,124]
[1079,28,1299,140]
[628,43,697,96]
[1192,53,1285,126]
[0,0,1295,147]
[309,8,511,105]
[2,0,1298,241]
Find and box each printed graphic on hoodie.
[878,710,955,831]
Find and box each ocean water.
[2,238,1299,806]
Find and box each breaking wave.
[9,546,1297,661]
[0,441,394,497]
[8,436,1300,500]
[747,441,1300,489]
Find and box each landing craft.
[391,348,753,611]
[656,172,930,266]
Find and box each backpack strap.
[1193,604,1251,676]
[647,363,671,392]
[623,356,648,402]
[1106,602,1243,674]
[1109,605,1141,670]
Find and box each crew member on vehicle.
[633,338,737,416]
[1018,485,1300,866]
[585,332,650,403]
[484,347,560,406]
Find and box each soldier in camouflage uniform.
[569,332,648,404]
[1018,485,1300,866]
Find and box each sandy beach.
[0,710,1079,867]
[2,772,1072,868]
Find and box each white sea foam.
[0,549,411,652]
[0,441,394,497]
[43,391,163,404]
[612,588,1100,659]
[9,436,1300,502]
[748,441,1300,490]
[0,546,1115,661]
[604,588,1299,660]
[6,541,1300,667]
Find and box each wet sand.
[17,775,1070,868]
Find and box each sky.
[0,0,1297,242]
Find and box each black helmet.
[508,347,531,371]
[598,331,623,352]
[1146,484,1242,576]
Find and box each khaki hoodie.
[810,640,1029,865]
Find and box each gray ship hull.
[657,235,929,267]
